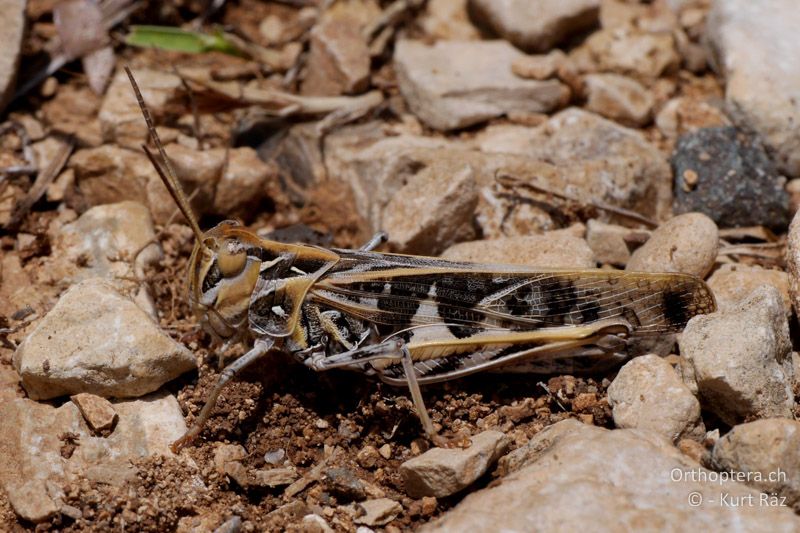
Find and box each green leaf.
[125,25,242,56]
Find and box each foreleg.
[171,339,273,452]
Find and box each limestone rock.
[583,28,680,79]
[400,430,510,498]
[468,0,600,53]
[585,219,645,266]
[423,419,800,531]
[712,419,800,510]
[788,208,800,320]
[302,14,370,95]
[213,444,247,475]
[441,233,595,268]
[43,201,162,287]
[706,0,800,178]
[0,392,186,523]
[327,111,671,238]
[626,213,718,277]
[353,498,402,527]
[380,161,478,255]
[212,147,277,220]
[0,0,25,114]
[678,285,794,426]
[13,278,196,400]
[70,145,154,208]
[583,73,654,126]
[394,40,569,131]
[253,467,299,488]
[655,96,731,139]
[707,264,791,316]
[71,393,118,434]
[502,108,673,222]
[511,50,566,80]
[421,0,481,41]
[98,68,183,149]
[608,354,703,442]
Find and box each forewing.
[311,254,715,336]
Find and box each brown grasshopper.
[125,67,716,452]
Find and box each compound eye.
[217,241,247,277]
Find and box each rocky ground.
[2,0,800,531]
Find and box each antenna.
[124,66,205,242]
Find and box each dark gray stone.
[323,467,367,501]
[672,127,789,230]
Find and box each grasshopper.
[125,67,716,451]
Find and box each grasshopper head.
[189,220,262,343]
[126,67,267,344]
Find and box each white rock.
[582,27,680,79]
[44,201,162,286]
[608,354,703,442]
[585,219,644,266]
[400,430,510,498]
[0,392,186,523]
[706,0,800,177]
[99,68,183,149]
[707,264,791,316]
[353,498,402,527]
[302,513,335,533]
[71,392,118,433]
[479,109,674,222]
[0,0,25,113]
[626,213,718,277]
[421,0,481,41]
[13,278,196,400]
[654,96,731,139]
[327,110,671,238]
[379,161,478,255]
[678,285,795,426]
[583,73,654,126]
[212,147,277,220]
[323,122,452,230]
[70,145,154,207]
[422,419,800,532]
[786,206,800,321]
[712,419,800,510]
[302,14,370,96]
[253,467,299,488]
[467,0,600,53]
[213,444,247,475]
[511,50,566,80]
[441,233,595,268]
[394,40,569,131]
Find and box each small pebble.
[357,446,381,469]
[378,444,392,460]
[71,392,118,434]
[353,499,402,527]
[264,448,286,465]
[400,431,510,498]
[253,467,298,488]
